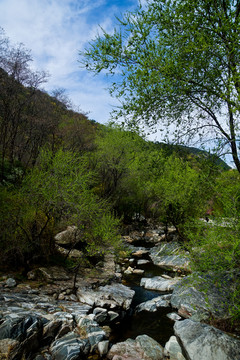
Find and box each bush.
[0,148,121,270]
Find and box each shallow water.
[110,306,174,346]
[111,266,175,346]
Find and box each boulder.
[174,319,240,360]
[150,242,190,272]
[50,331,90,359]
[0,314,44,358]
[43,319,63,343]
[164,335,186,360]
[77,283,135,310]
[0,314,43,342]
[107,334,164,359]
[166,313,182,321]
[77,316,107,352]
[29,266,71,281]
[98,340,109,357]
[54,225,80,246]
[93,307,108,324]
[108,311,119,322]
[135,294,171,313]
[124,266,134,275]
[55,244,83,259]
[58,302,91,321]
[170,274,232,320]
[140,276,181,292]
[5,278,17,288]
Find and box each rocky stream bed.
[1,225,240,359]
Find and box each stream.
[110,242,176,348]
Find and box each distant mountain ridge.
[153,141,231,170]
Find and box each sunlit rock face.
[174,319,240,360]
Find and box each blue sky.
[0,0,138,123]
[0,0,234,166]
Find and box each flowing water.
[110,251,176,347]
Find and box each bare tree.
[0,32,48,180]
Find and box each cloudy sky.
[0,0,138,123]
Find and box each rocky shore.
[1,224,240,359]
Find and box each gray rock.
[150,242,190,272]
[140,276,181,292]
[55,244,83,259]
[78,315,107,352]
[102,252,116,276]
[166,312,182,321]
[98,340,109,356]
[136,334,164,359]
[34,355,46,360]
[93,307,108,324]
[50,331,90,359]
[5,278,16,288]
[107,334,164,359]
[124,266,134,275]
[171,274,232,320]
[174,319,240,360]
[164,335,186,360]
[135,294,171,313]
[132,269,145,275]
[38,266,71,281]
[0,314,43,342]
[59,303,91,321]
[52,312,74,326]
[69,294,78,302]
[137,259,150,265]
[108,311,119,322]
[77,283,135,310]
[0,314,44,358]
[54,225,80,246]
[58,293,65,300]
[43,319,63,343]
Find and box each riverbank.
[0,223,240,359]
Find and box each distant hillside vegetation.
[153,142,231,171]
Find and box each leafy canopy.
[81,0,240,171]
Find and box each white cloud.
[0,0,138,123]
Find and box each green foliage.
[91,125,150,219]
[148,154,212,233]
[186,171,240,320]
[22,148,121,255]
[187,220,240,320]
[214,170,240,217]
[0,148,121,269]
[81,0,240,171]
[90,125,213,231]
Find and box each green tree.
[92,125,144,200]
[151,154,211,235]
[185,169,240,322]
[0,149,120,269]
[81,0,240,171]
[214,169,240,217]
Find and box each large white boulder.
[174,319,240,360]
